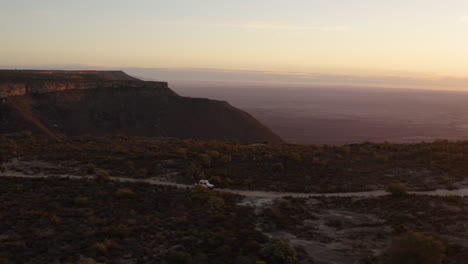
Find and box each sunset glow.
[2,0,468,89]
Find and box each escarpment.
[0,70,169,97]
[0,70,282,143]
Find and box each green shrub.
[74,197,89,207]
[207,196,225,211]
[190,184,212,199]
[386,183,408,198]
[261,237,299,264]
[386,231,446,264]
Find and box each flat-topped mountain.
[0,70,140,81]
[0,70,282,143]
[0,70,168,97]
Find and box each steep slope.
[0,70,282,143]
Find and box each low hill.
[0,70,282,143]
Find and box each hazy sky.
[2,0,468,88]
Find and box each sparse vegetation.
[0,135,467,263]
[258,195,467,264]
[0,177,268,263]
[2,135,468,193]
[386,231,446,264]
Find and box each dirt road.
[1,173,467,198]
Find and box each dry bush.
[95,169,110,183]
[92,242,107,254]
[115,188,135,199]
[78,256,103,264]
[386,231,446,264]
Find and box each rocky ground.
[247,195,468,264]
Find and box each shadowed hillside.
[0,71,282,143]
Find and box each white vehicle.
[197,179,215,190]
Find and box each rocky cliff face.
[0,70,282,143]
[0,70,169,97]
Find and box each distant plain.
[173,83,468,144]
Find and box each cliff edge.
[0,70,282,143]
[0,70,169,97]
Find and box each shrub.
[103,239,119,249]
[165,250,191,264]
[273,162,284,172]
[209,175,222,185]
[95,169,110,183]
[106,224,129,238]
[311,157,327,166]
[83,163,96,174]
[115,188,136,199]
[176,148,188,159]
[93,242,107,254]
[190,184,212,199]
[261,237,299,264]
[74,197,89,207]
[207,196,225,211]
[14,184,24,193]
[207,150,220,159]
[138,169,148,178]
[163,160,178,168]
[386,231,446,264]
[219,154,232,164]
[175,215,189,224]
[198,154,212,167]
[386,183,408,198]
[289,152,303,163]
[78,256,102,264]
[185,162,202,181]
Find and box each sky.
[1,0,468,89]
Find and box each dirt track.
[1,173,467,198]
